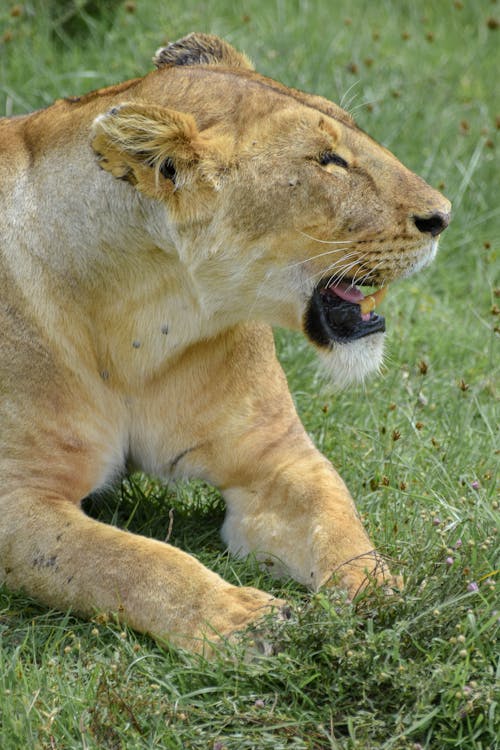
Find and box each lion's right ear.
[91,102,219,199]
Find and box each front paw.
[187,585,288,657]
[329,551,403,601]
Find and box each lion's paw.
[330,551,403,601]
[202,586,290,658]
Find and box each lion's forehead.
[140,65,356,136]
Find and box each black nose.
[413,211,451,237]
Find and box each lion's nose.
[413,211,451,237]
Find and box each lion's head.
[91,33,451,387]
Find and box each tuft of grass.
[1,1,499,748]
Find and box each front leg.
[220,426,389,597]
[0,489,283,654]
[157,324,396,598]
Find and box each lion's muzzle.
[304,282,386,348]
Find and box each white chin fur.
[318,332,385,389]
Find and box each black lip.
[304,286,386,347]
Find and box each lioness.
[0,34,450,653]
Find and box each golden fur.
[0,34,450,653]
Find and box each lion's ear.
[153,33,253,71]
[91,102,221,199]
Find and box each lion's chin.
[317,332,385,390]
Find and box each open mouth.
[304,279,387,347]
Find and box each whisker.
[299,230,357,246]
[306,251,362,285]
[348,98,379,116]
[285,245,353,271]
[313,250,360,274]
[323,250,372,286]
[303,247,374,288]
[328,258,363,287]
[250,235,386,322]
[339,79,362,111]
[351,257,387,286]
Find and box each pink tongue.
[327,281,364,303]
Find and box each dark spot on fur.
[161,325,169,335]
[169,445,198,473]
[32,554,58,570]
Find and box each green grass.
[1,1,499,748]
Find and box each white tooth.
[359,287,388,315]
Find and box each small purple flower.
[455,539,463,549]
[254,699,265,709]
[432,517,442,526]
[446,556,454,566]
[467,581,479,593]
[471,480,480,490]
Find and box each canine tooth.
[359,286,388,314]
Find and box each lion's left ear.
[153,32,253,71]
[91,102,226,199]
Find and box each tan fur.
[0,34,450,653]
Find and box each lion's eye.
[319,151,349,169]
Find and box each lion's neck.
[1,138,214,381]
[1,114,299,387]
